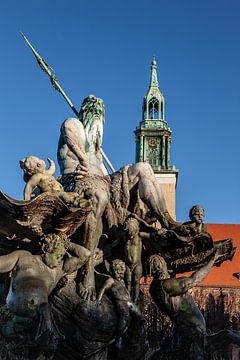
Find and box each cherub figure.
[20,156,63,200]
[105,217,151,303]
[123,218,143,303]
[97,259,142,349]
[0,233,90,351]
[20,156,84,207]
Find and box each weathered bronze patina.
[0,42,238,358]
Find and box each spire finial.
[152,56,157,67]
[150,56,158,88]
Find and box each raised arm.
[163,252,217,296]
[63,243,91,274]
[0,250,28,273]
[97,277,114,303]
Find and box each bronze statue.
[56,96,179,300]
[122,218,143,304]
[0,234,90,358]
[149,253,240,359]
[188,205,207,233]
[57,95,108,177]
[20,156,84,207]
[105,217,148,303]
[20,156,61,200]
[0,86,237,359]
[176,205,208,237]
[97,259,142,349]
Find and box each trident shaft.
[21,32,115,173]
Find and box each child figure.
[105,217,145,304]
[97,259,142,349]
[20,156,87,207]
[123,218,143,304]
[20,156,63,200]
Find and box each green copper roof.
[135,58,177,173]
[150,56,159,88]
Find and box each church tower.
[134,57,178,219]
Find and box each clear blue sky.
[0,0,240,223]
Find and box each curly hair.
[189,205,204,220]
[148,255,168,278]
[124,217,139,235]
[41,233,70,253]
[110,259,126,274]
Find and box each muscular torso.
[150,279,206,334]
[7,253,64,317]
[58,118,107,176]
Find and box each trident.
[20,32,115,173]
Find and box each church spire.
[135,57,177,172]
[143,57,165,122]
[134,58,178,219]
[150,56,159,88]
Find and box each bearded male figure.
[57,95,178,300]
[58,95,108,177]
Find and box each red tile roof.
[140,224,240,287]
[201,224,240,287]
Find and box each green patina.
[134,58,177,174]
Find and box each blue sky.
[0,0,240,223]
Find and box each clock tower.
[134,58,178,218]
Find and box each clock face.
[148,138,157,148]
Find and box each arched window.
[148,98,159,119]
